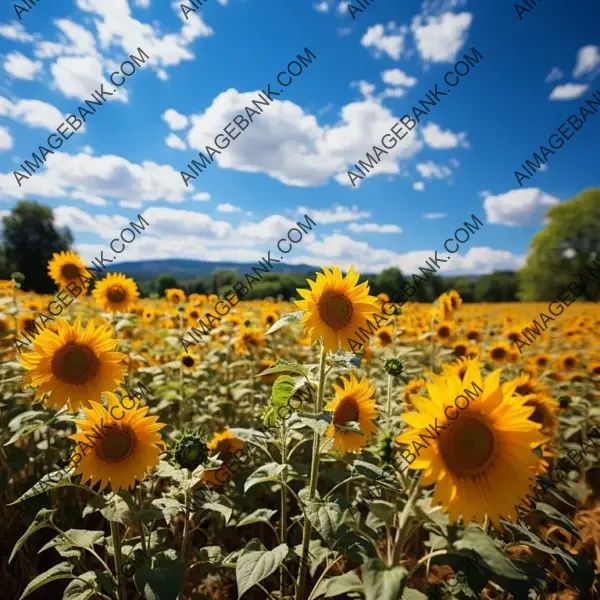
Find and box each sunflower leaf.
[18,561,74,600]
[237,508,277,528]
[202,502,233,524]
[312,570,363,598]
[363,559,408,600]
[256,359,308,377]
[100,494,132,525]
[264,311,304,335]
[306,501,344,547]
[8,468,78,506]
[329,350,362,370]
[235,542,289,598]
[244,463,287,493]
[9,508,56,564]
[134,549,186,600]
[62,571,97,600]
[151,498,185,524]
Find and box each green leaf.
[401,589,428,599]
[265,375,297,425]
[151,498,184,523]
[62,571,97,600]
[197,545,224,564]
[530,502,581,538]
[291,412,331,436]
[202,502,233,524]
[18,562,73,600]
[329,350,362,369]
[244,463,286,493]
[134,549,186,600]
[306,501,344,547]
[10,508,56,563]
[236,543,289,598]
[368,500,395,525]
[256,359,308,377]
[8,469,77,505]
[100,493,132,525]
[363,559,407,600]
[264,311,303,335]
[454,527,528,581]
[237,508,277,528]
[312,570,363,598]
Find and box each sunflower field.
[1,257,600,600]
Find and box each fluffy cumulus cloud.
[0,96,64,130]
[361,23,407,60]
[483,188,560,226]
[573,45,600,79]
[166,133,187,150]
[314,1,329,13]
[0,22,35,43]
[347,222,402,233]
[545,66,563,83]
[416,161,452,179]
[549,83,589,101]
[186,90,423,187]
[216,203,241,213]
[162,108,189,130]
[0,126,14,151]
[0,151,191,204]
[381,68,417,87]
[4,51,43,80]
[421,122,469,149]
[411,11,473,63]
[296,205,370,224]
[413,181,425,191]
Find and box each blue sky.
[0,0,598,275]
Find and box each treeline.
[144,268,520,303]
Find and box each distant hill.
[106,259,319,281]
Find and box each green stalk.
[110,520,127,600]
[296,343,327,600]
[280,418,288,596]
[386,374,393,420]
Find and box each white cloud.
[186,90,423,187]
[4,52,43,80]
[351,80,376,99]
[411,12,473,63]
[421,122,469,149]
[483,188,560,226]
[544,66,563,83]
[0,96,64,131]
[192,192,211,201]
[162,108,189,130]
[81,145,94,154]
[348,222,402,233]
[314,1,329,13]
[413,181,425,191]
[381,68,417,87]
[416,161,452,179]
[119,200,142,209]
[54,205,129,238]
[216,203,241,213]
[573,45,600,79]
[422,212,446,219]
[0,126,13,151]
[166,133,187,150]
[0,22,34,43]
[70,190,107,206]
[549,83,589,100]
[361,23,406,60]
[443,247,525,274]
[134,0,150,7]
[336,1,346,14]
[297,205,370,224]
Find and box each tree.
[1,201,73,293]
[519,188,600,300]
[474,272,519,302]
[154,274,178,297]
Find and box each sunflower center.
[438,326,450,338]
[61,263,81,280]
[52,342,100,385]
[515,383,534,396]
[526,402,545,424]
[536,357,549,367]
[333,397,359,425]
[467,330,479,340]
[439,415,496,478]
[379,331,392,344]
[564,357,576,368]
[182,355,195,367]
[454,344,467,357]
[107,285,127,303]
[190,310,199,319]
[97,425,136,462]
[318,291,353,331]
[491,346,506,360]
[267,315,275,325]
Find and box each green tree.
[1,201,73,293]
[474,272,519,302]
[519,188,600,300]
[154,274,178,297]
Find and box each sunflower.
[376,325,394,347]
[234,327,264,355]
[20,318,126,412]
[559,352,578,371]
[451,338,470,358]
[402,377,427,404]
[69,394,166,492]
[0,315,9,337]
[441,357,480,382]
[180,352,199,371]
[324,374,377,456]
[18,312,38,335]
[202,429,245,488]
[396,362,548,528]
[92,273,139,313]
[23,297,43,312]
[262,310,280,331]
[48,251,88,289]
[588,362,600,377]
[142,308,156,324]
[504,326,522,343]
[521,393,559,437]
[487,342,514,365]
[435,321,455,341]
[165,288,186,304]
[465,323,482,342]
[294,266,379,353]
[530,353,552,371]
[512,374,547,398]
[447,290,462,312]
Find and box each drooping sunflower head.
[324,374,378,456]
[48,251,88,289]
[396,363,548,528]
[92,273,139,313]
[179,352,199,371]
[234,327,264,355]
[165,288,186,304]
[202,429,245,487]
[69,395,166,492]
[294,266,380,353]
[20,318,126,413]
[447,290,463,312]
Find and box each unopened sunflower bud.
[173,430,210,471]
[384,358,404,377]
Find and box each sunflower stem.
[296,343,327,600]
[386,374,393,421]
[110,520,127,600]
[280,418,288,597]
